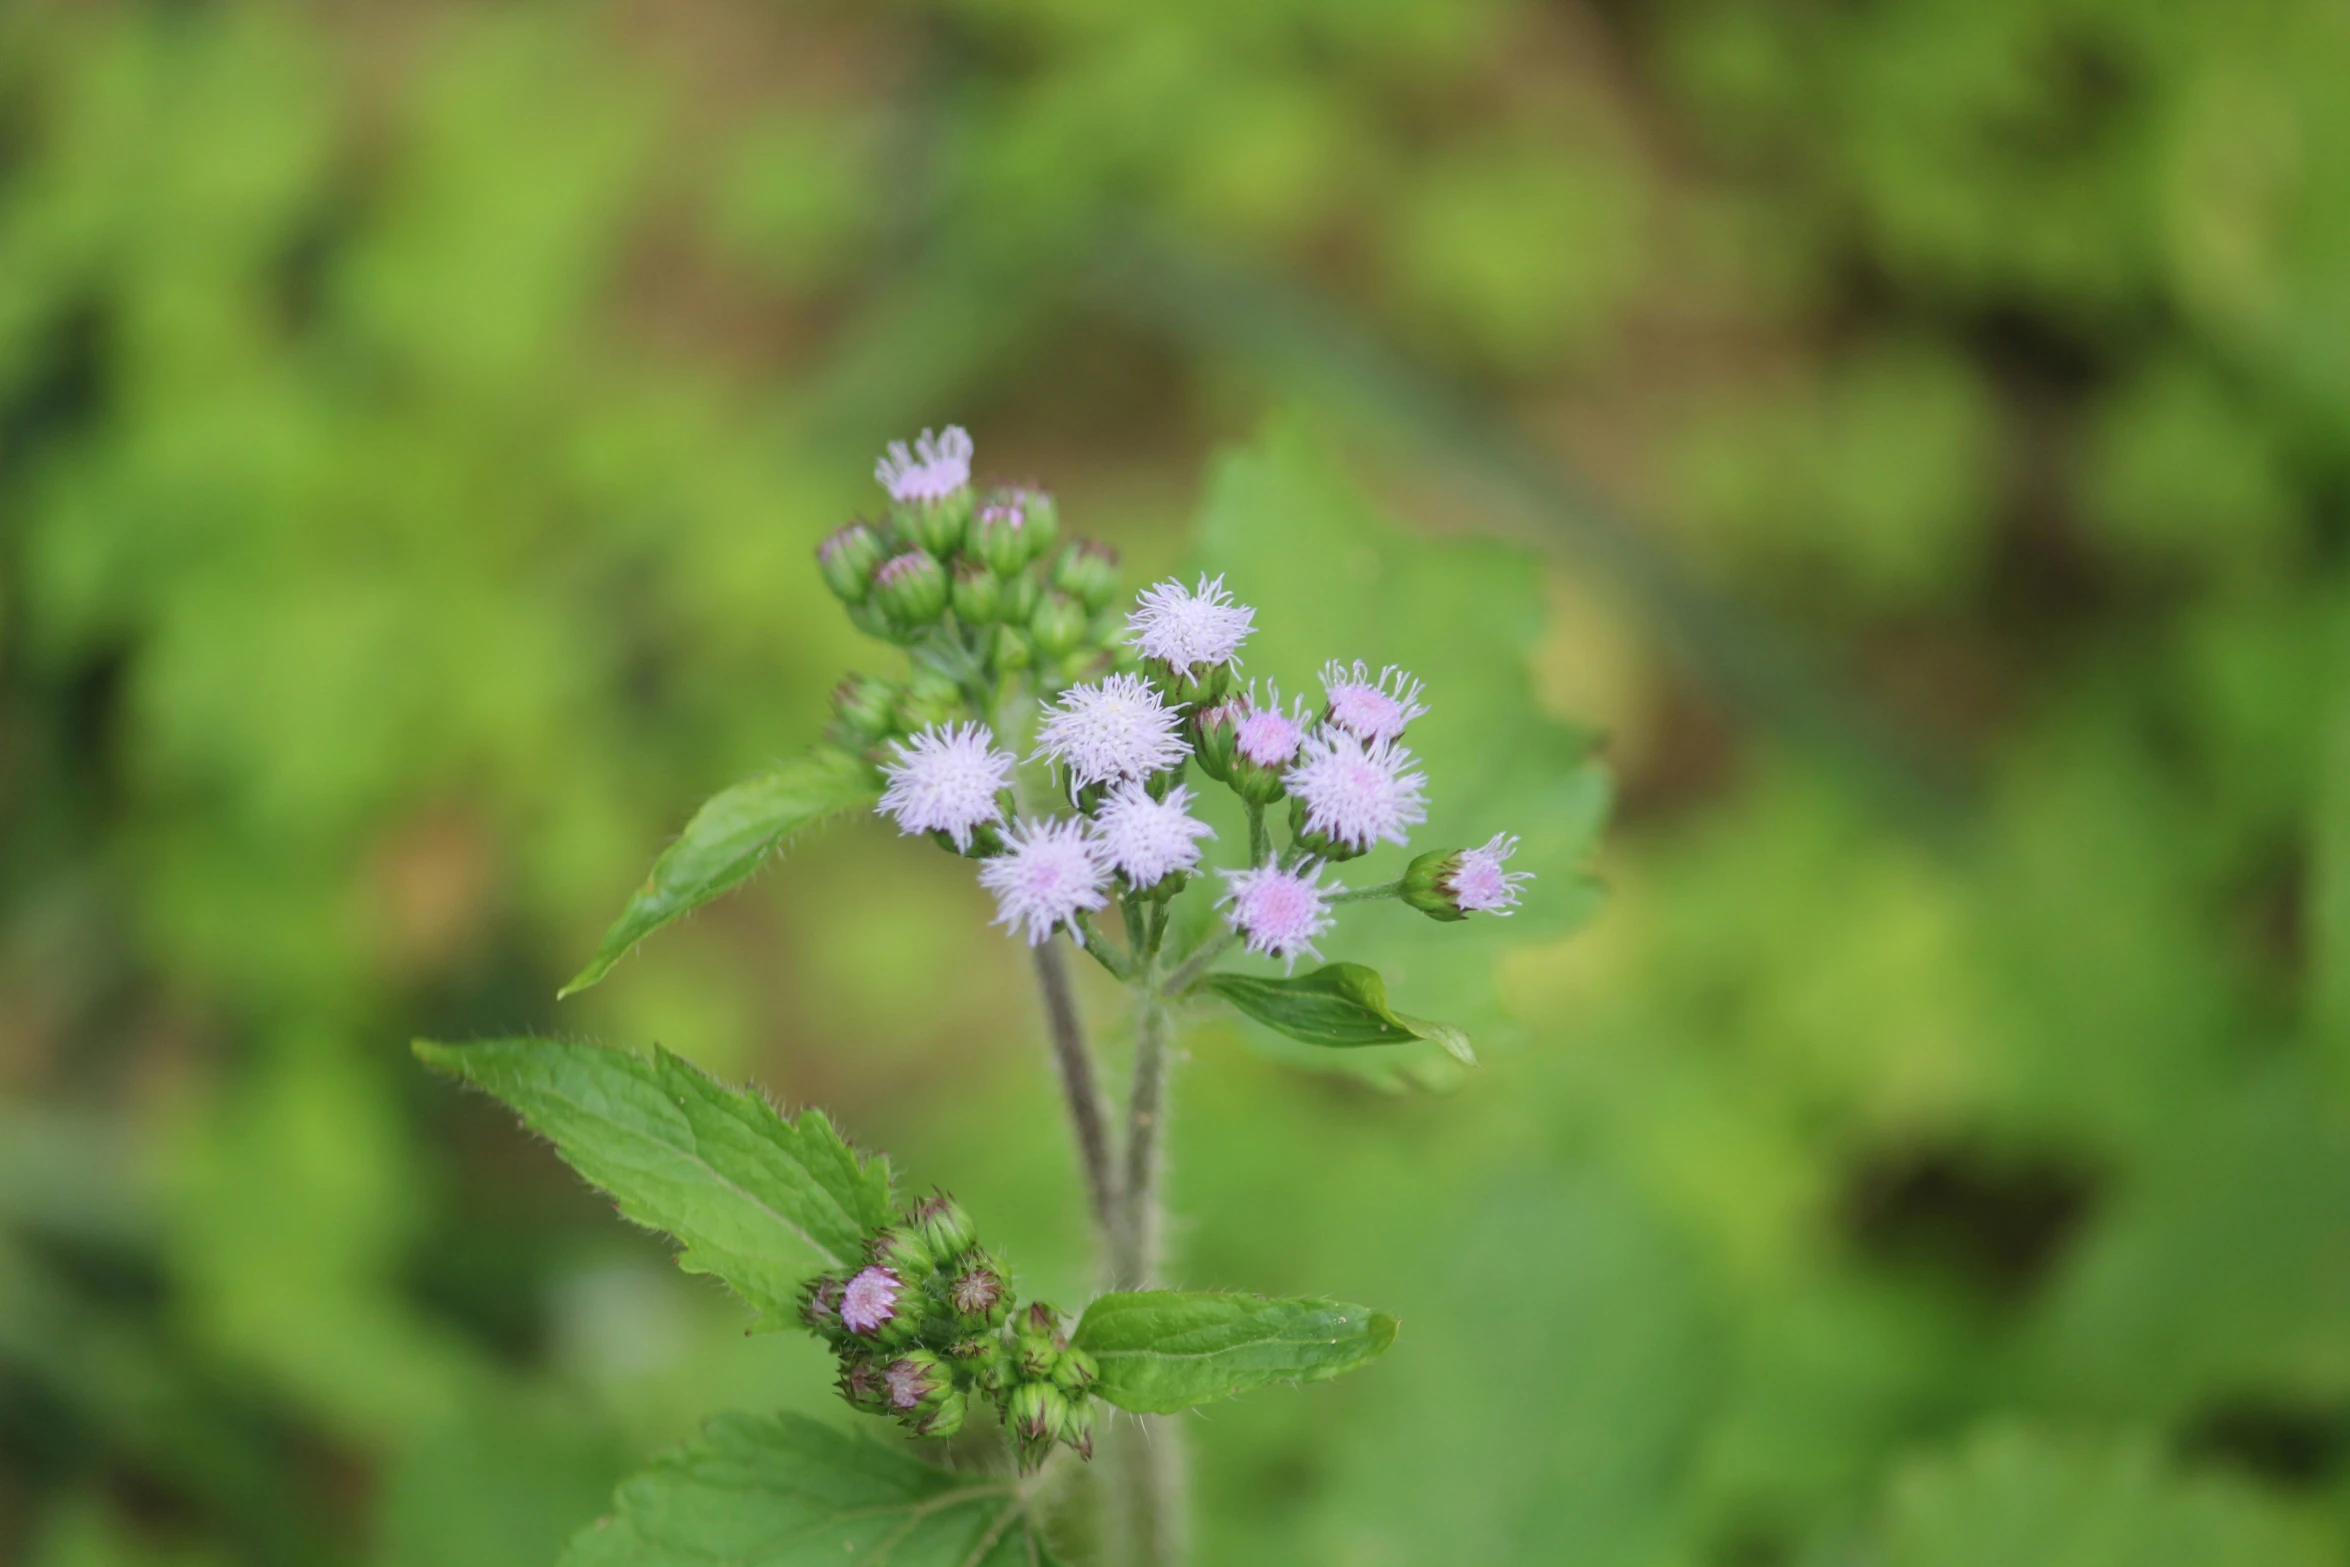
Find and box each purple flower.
[1093,781,1216,886]
[878,722,1015,851]
[978,817,1111,945]
[1289,730,1428,852]
[840,1266,901,1336]
[1449,832,1531,914]
[1127,575,1255,674]
[1219,864,1334,969]
[875,427,974,503]
[1233,682,1309,768]
[1320,660,1428,745]
[1035,673,1188,792]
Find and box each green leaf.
[562,748,880,997]
[561,1412,1059,1567]
[413,1038,891,1328]
[1203,963,1475,1065]
[1072,1291,1399,1415]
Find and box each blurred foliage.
[3,1,2349,1565]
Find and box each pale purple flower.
[1233,681,1309,769]
[878,722,1015,851]
[875,426,974,503]
[1127,575,1255,675]
[1320,660,1428,745]
[840,1266,901,1335]
[884,1358,935,1410]
[979,817,1111,945]
[1289,730,1428,851]
[1450,832,1532,914]
[1219,864,1333,969]
[1094,782,1216,886]
[1035,673,1187,792]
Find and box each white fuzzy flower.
[979,817,1110,945]
[1219,864,1333,969]
[1034,673,1187,792]
[875,426,974,503]
[1450,832,1532,914]
[1320,660,1428,745]
[1093,782,1215,886]
[1289,730,1428,851]
[1232,681,1309,769]
[877,722,1015,851]
[840,1266,902,1335]
[1127,574,1255,675]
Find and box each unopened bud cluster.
[798,1190,1096,1471]
[819,427,1129,762]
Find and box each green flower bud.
[800,1273,848,1341]
[894,668,965,733]
[1190,700,1242,783]
[929,822,1005,860]
[950,559,1003,624]
[1051,1345,1098,1396]
[987,624,1034,674]
[947,1261,1009,1327]
[891,487,973,558]
[1146,655,1234,710]
[835,1352,890,1414]
[910,1387,968,1439]
[969,490,1045,577]
[818,522,887,605]
[1056,1394,1095,1461]
[1029,590,1088,659]
[829,674,901,744]
[872,550,949,632]
[883,1350,952,1416]
[1402,848,1468,922]
[866,1226,935,1282]
[1005,1381,1070,1474]
[1014,1300,1067,1381]
[1049,541,1120,615]
[1000,569,1043,626]
[906,1191,976,1260]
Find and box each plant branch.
[1162,931,1240,996]
[1331,879,1402,904]
[1113,993,1173,1289]
[1029,941,1119,1241]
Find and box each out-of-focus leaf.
[1202,962,1474,1064]
[1880,1425,2332,1567]
[1073,1291,1398,1415]
[561,749,880,997]
[559,1413,1057,1567]
[414,1038,891,1327]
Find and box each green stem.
[1114,993,1173,1289]
[1246,799,1268,866]
[1030,942,1119,1241]
[1331,879,1403,904]
[1162,930,1240,998]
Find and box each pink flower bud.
[839,1265,902,1337]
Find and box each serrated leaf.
[1203,963,1475,1065]
[562,748,880,996]
[414,1038,891,1327]
[562,1412,1060,1567]
[1072,1291,1399,1415]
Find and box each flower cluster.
[798,1191,1096,1471]
[831,426,1529,975]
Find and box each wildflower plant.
[415,427,1561,1565]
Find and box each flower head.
[875,426,974,503]
[878,722,1015,851]
[1128,575,1255,675]
[1289,730,1428,851]
[1035,673,1187,791]
[1219,864,1334,969]
[1233,682,1309,768]
[1449,832,1531,914]
[1320,660,1428,745]
[840,1266,902,1336]
[1093,782,1215,886]
[979,817,1111,945]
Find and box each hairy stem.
[1246,799,1267,865]
[1030,941,1119,1240]
[1102,1409,1189,1567]
[1113,994,1173,1288]
[1162,930,1239,996]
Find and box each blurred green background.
[5,1,2348,1563]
